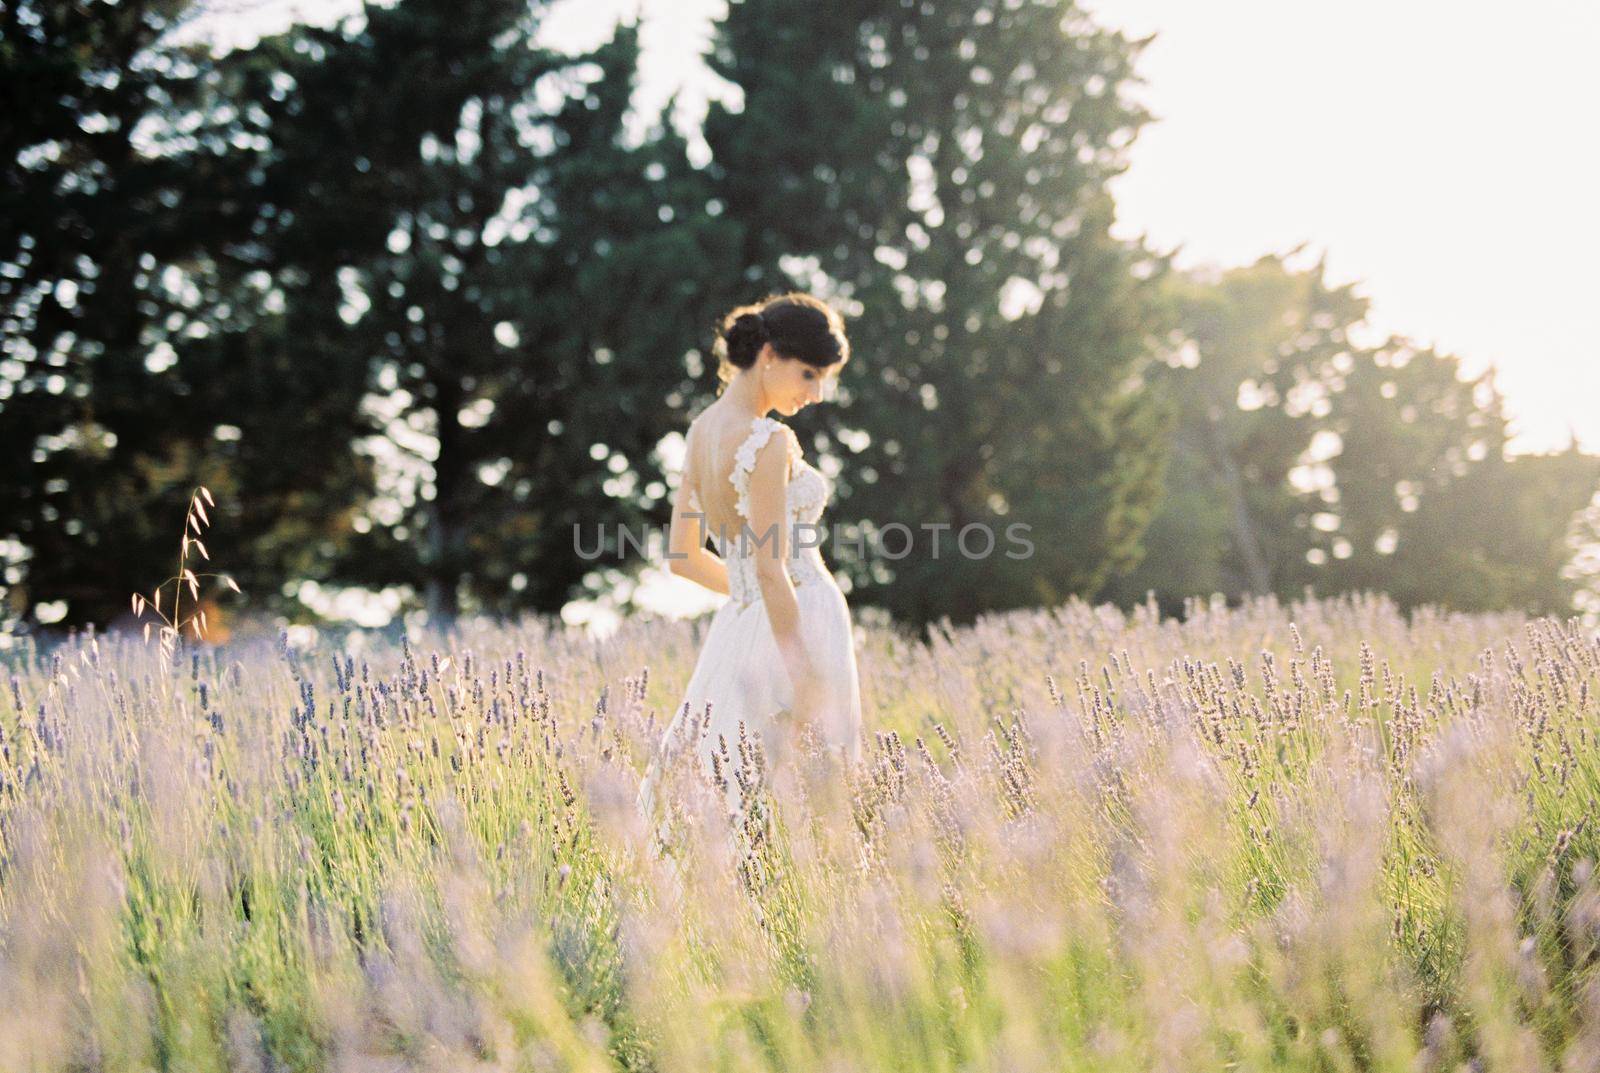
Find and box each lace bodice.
[686,416,833,607]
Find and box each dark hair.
[713,292,850,388]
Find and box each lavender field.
[2,592,1598,1072]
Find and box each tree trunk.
[1200,406,1272,595]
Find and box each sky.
[207,0,1600,455]
[1087,0,1600,456]
[198,0,1600,626]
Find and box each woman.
[636,293,864,833]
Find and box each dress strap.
[730,416,800,521]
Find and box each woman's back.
[682,402,796,546]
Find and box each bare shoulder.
[683,407,724,461]
[767,419,800,462]
[687,401,735,443]
[750,419,799,480]
[680,409,718,491]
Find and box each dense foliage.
[3,0,1596,633]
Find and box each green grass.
[1,591,1598,1071]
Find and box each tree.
[1105,253,1600,617]
[225,2,717,621]
[0,0,364,628]
[700,0,1174,629]
[1376,415,1600,617]
[1103,253,1367,608]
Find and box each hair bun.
[723,311,769,369]
[713,293,849,390]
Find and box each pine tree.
[236,2,711,620]
[0,0,351,628]
[701,0,1174,628]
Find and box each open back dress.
[636,414,864,826]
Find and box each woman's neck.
[721,369,768,420]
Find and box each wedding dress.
[636,415,864,829]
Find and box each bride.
[636,292,864,831]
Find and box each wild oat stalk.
[130,485,241,663]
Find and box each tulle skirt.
[636,574,863,827]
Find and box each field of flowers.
[2,591,1598,1072]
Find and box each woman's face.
[763,348,842,417]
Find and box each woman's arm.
[745,426,815,687]
[665,467,730,595]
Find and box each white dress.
[636,416,864,827]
